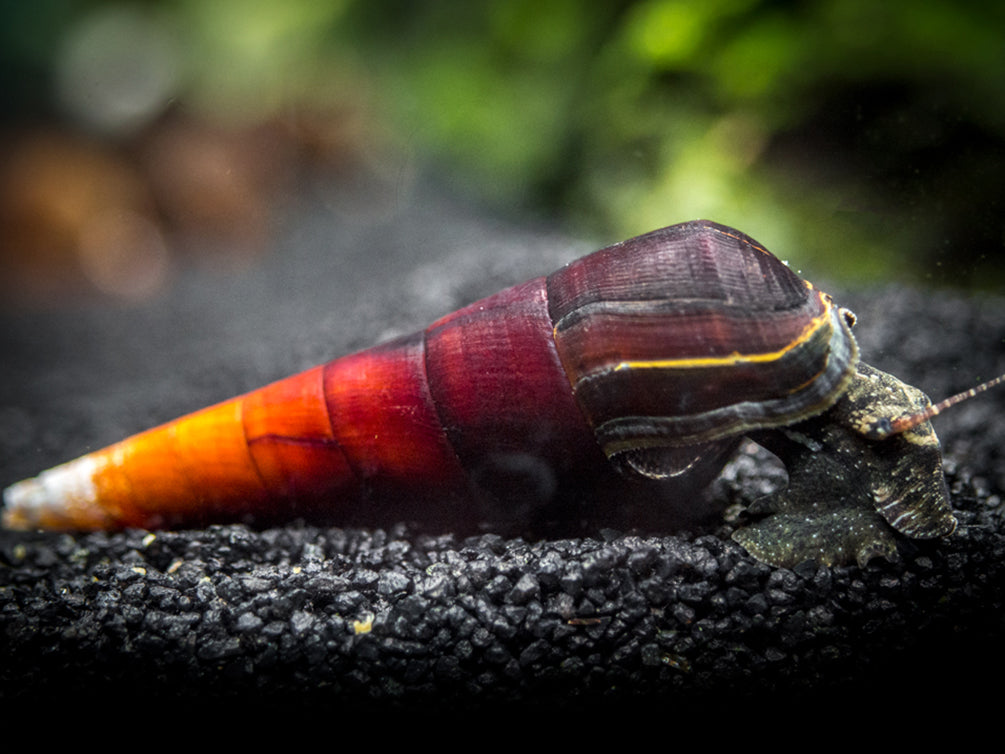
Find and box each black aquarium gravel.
[1,185,1003,714]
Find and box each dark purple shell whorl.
[546,220,858,458]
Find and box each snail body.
[2,221,963,567]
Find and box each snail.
[3,220,999,568]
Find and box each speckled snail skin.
[2,220,966,568]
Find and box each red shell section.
[322,333,470,503]
[424,277,604,492]
[546,220,856,450]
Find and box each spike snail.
[2,220,1000,568]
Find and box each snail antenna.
[864,373,1005,440]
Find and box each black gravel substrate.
[1,185,1002,715]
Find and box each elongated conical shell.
[3,220,859,534]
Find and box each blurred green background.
[1,0,1003,305]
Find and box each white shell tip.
[2,457,102,530]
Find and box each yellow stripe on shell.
[610,287,833,373]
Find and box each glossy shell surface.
[548,221,859,458]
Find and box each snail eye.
[862,416,894,441]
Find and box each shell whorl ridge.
[546,220,859,456]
